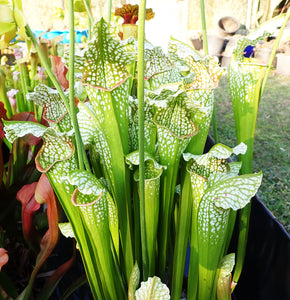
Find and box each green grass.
[211,74,290,233]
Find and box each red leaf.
[0,138,3,183]
[0,248,9,271]
[0,102,7,141]
[51,55,69,90]
[33,174,60,274]
[17,182,42,253]
[10,112,36,122]
[16,174,61,299]
[0,102,8,121]
[0,123,4,141]
[35,173,60,256]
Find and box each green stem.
[232,65,265,285]
[233,15,290,284]
[232,203,251,285]
[212,102,219,143]
[158,164,178,280]
[83,0,94,23]
[30,51,39,90]
[200,0,219,144]
[68,0,91,172]
[200,0,208,55]
[261,10,290,96]
[0,69,13,118]
[25,25,70,112]
[26,21,90,172]
[107,0,112,22]
[83,0,93,40]
[138,0,148,280]
[133,183,141,269]
[18,62,30,112]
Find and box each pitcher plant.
[1,0,265,299]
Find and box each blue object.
[33,29,88,43]
[243,45,255,58]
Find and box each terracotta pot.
[190,37,203,51]
[218,16,240,37]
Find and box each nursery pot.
[191,35,225,56]
[190,36,203,51]
[221,55,231,68]
[276,53,290,76]
[232,195,290,299]
[207,35,226,56]
[218,16,240,37]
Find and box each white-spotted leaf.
[65,170,105,196]
[65,170,119,254]
[135,277,170,300]
[36,128,75,172]
[232,32,272,62]
[144,46,178,90]
[219,253,235,276]
[3,120,47,143]
[59,222,75,239]
[3,120,75,173]
[82,18,133,90]
[205,172,263,210]
[183,143,246,178]
[77,101,99,146]
[125,151,165,171]
[27,84,72,132]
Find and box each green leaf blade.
[206,172,263,211]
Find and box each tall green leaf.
[197,172,262,300]
[151,90,198,279]
[3,120,104,299]
[182,143,247,300]
[126,151,165,276]
[81,18,135,280]
[65,170,125,299]
[229,33,270,286]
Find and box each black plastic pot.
[233,195,290,299]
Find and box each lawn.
[211,73,290,233]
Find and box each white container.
[221,56,232,68]
[276,54,290,76]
